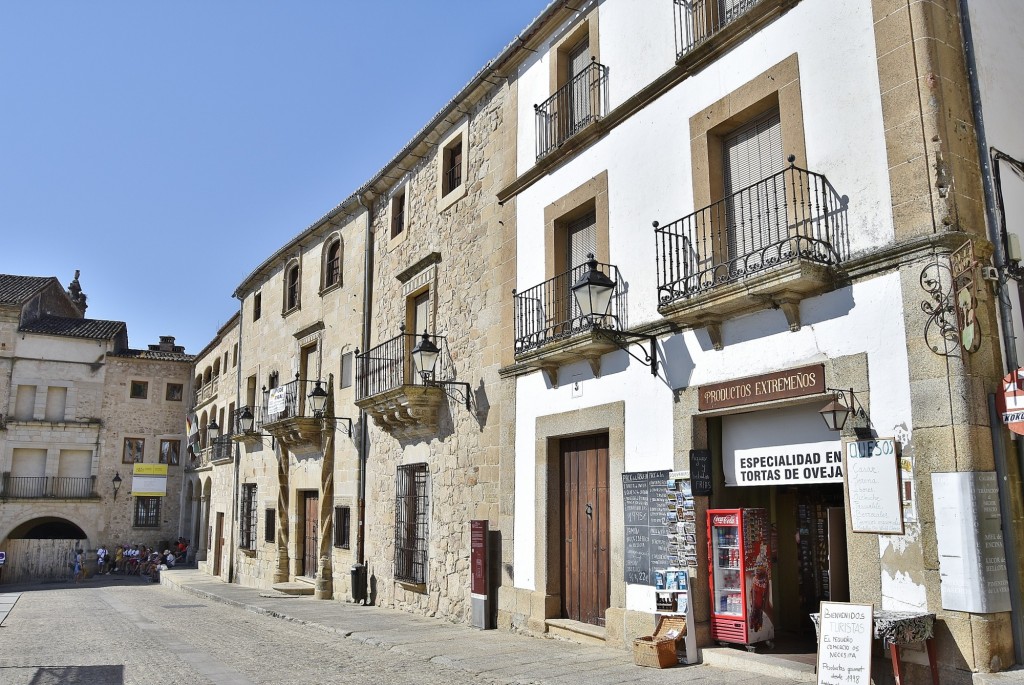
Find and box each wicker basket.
[633,616,686,668]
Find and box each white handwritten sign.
[816,602,873,685]
[266,387,288,415]
[845,438,904,534]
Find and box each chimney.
[159,336,175,351]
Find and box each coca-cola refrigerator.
[707,508,774,647]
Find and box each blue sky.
[1,1,550,354]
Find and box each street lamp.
[238,406,254,433]
[112,472,122,501]
[571,253,616,324]
[411,331,441,382]
[308,381,328,417]
[409,330,471,409]
[819,388,868,432]
[207,419,220,442]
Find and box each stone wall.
[361,77,517,622]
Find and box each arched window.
[213,358,221,377]
[285,262,300,312]
[324,239,342,289]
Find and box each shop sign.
[950,240,981,353]
[997,368,1024,436]
[132,462,168,497]
[725,442,843,487]
[698,364,825,411]
[845,438,903,535]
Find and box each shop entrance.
[559,433,609,626]
[711,406,851,653]
[302,492,319,578]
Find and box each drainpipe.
[228,295,244,584]
[959,0,1024,664]
[355,194,374,585]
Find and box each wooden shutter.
[723,109,784,257]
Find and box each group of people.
[85,538,190,582]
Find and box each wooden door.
[303,492,319,578]
[213,512,223,577]
[299,344,318,415]
[560,433,609,626]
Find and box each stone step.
[271,581,315,596]
[545,618,606,646]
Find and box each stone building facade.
[0,273,192,582]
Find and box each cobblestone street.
[0,571,810,685]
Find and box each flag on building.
[186,413,200,456]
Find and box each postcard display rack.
[652,475,700,664]
[707,508,775,648]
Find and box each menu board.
[623,471,670,585]
[845,438,904,534]
[816,602,873,685]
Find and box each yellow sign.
[133,463,168,476]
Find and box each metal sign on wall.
[698,364,825,411]
[950,240,981,353]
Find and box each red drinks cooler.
[707,508,774,646]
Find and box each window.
[391,191,406,239]
[44,386,67,421]
[340,351,354,389]
[284,262,300,312]
[722,109,784,258]
[123,438,145,464]
[334,506,351,549]
[130,380,148,399]
[436,118,469,210]
[166,383,183,402]
[253,292,262,321]
[232,343,238,367]
[159,439,180,465]
[264,508,275,543]
[240,484,257,550]
[324,239,342,289]
[443,141,462,195]
[394,463,429,584]
[14,385,36,420]
[133,497,160,527]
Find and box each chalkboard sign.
[845,438,903,534]
[622,470,670,585]
[689,450,712,496]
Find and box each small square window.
[334,506,351,548]
[123,438,145,464]
[166,383,183,402]
[160,439,180,465]
[130,381,148,399]
[264,508,276,543]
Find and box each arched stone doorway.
[1,516,88,584]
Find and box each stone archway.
[1,516,88,584]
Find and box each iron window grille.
[239,484,257,550]
[394,463,429,584]
[133,496,160,527]
[264,508,275,543]
[444,142,463,194]
[334,506,351,549]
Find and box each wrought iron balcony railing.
[355,332,456,402]
[263,378,327,424]
[535,59,608,160]
[1,474,97,499]
[234,404,266,434]
[655,163,847,305]
[514,261,626,355]
[674,0,762,60]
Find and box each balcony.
[259,377,332,451]
[185,436,234,470]
[674,0,763,61]
[655,162,847,347]
[1,474,98,499]
[535,59,608,161]
[355,331,456,440]
[513,261,628,386]
[194,378,218,407]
